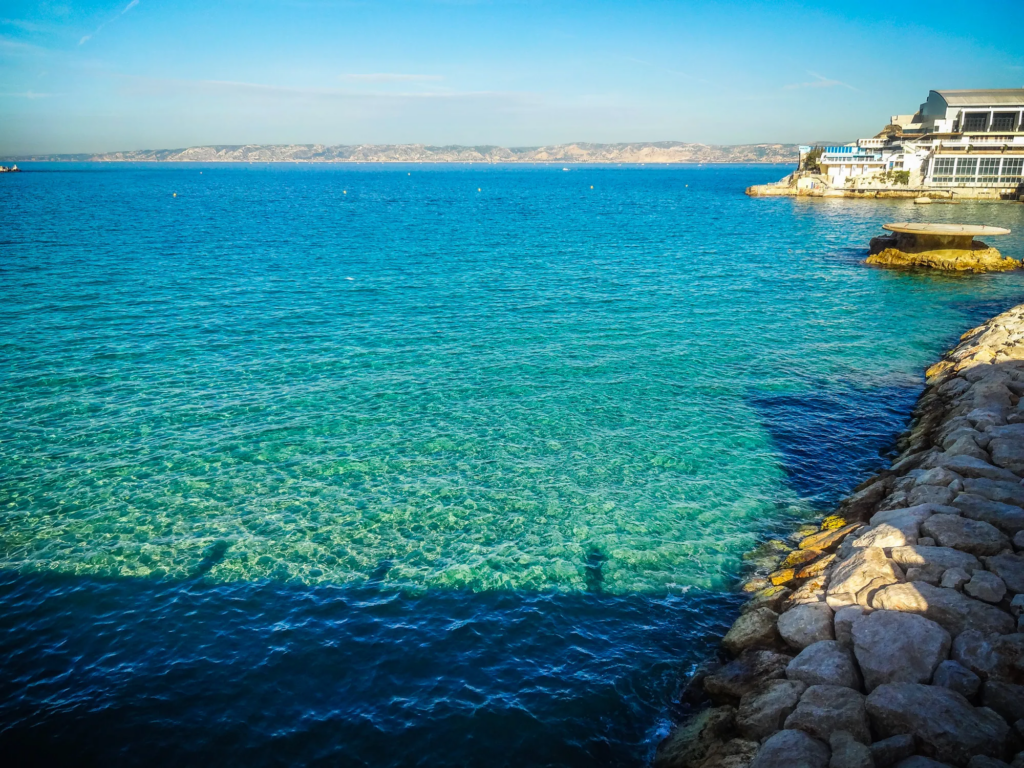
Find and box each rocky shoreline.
[656,305,1024,768]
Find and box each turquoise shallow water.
[1,163,1024,765]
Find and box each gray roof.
[935,89,1024,107]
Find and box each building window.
[1001,158,1024,184]
[932,157,955,182]
[979,158,1001,180]
[954,157,978,183]
[991,113,1016,132]
[963,113,988,132]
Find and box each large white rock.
[851,520,919,550]
[931,660,981,698]
[871,504,957,528]
[866,683,1009,766]
[784,684,871,744]
[833,606,868,648]
[953,494,1024,535]
[736,679,807,741]
[986,552,1024,593]
[871,582,1015,636]
[920,514,1010,557]
[963,477,1024,507]
[786,641,862,689]
[826,547,904,610]
[951,630,1024,682]
[889,545,981,575]
[851,610,951,690]
[723,608,780,655]
[779,603,835,650]
[939,454,1019,482]
[749,729,829,768]
[964,571,1007,603]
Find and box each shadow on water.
[0,569,741,768]
[748,383,921,508]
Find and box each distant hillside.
[12,142,800,164]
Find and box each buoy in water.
[173,192,176,197]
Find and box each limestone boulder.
[891,545,981,576]
[963,478,1024,507]
[787,641,863,689]
[801,523,865,552]
[965,571,1008,603]
[921,515,1010,557]
[827,547,904,610]
[872,504,958,528]
[779,603,836,650]
[932,660,981,698]
[894,759,955,768]
[952,630,1024,681]
[981,681,1024,725]
[871,582,1015,636]
[695,738,760,768]
[866,682,1009,766]
[749,729,830,768]
[989,438,1024,475]
[655,705,736,768]
[953,494,1024,536]
[829,730,874,768]
[851,522,919,550]
[736,679,808,741]
[910,485,957,507]
[942,567,971,590]
[870,733,915,768]
[834,606,869,648]
[987,552,1024,593]
[852,610,951,690]
[916,467,963,487]
[784,684,871,744]
[704,649,793,704]
[940,455,1019,482]
[723,609,781,655]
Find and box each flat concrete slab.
[882,223,1011,237]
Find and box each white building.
[809,88,1024,192]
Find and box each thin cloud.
[80,0,140,45]
[784,71,858,91]
[339,73,443,82]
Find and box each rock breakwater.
[658,305,1024,768]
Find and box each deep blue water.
[2,163,1024,766]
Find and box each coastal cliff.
[10,142,799,165]
[658,306,1024,768]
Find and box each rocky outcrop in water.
[867,235,1019,273]
[657,304,1024,768]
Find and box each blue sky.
[1,0,1022,154]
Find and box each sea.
[2,163,1023,767]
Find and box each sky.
[1,0,1023,154]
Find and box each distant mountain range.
[10,142,800,164]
